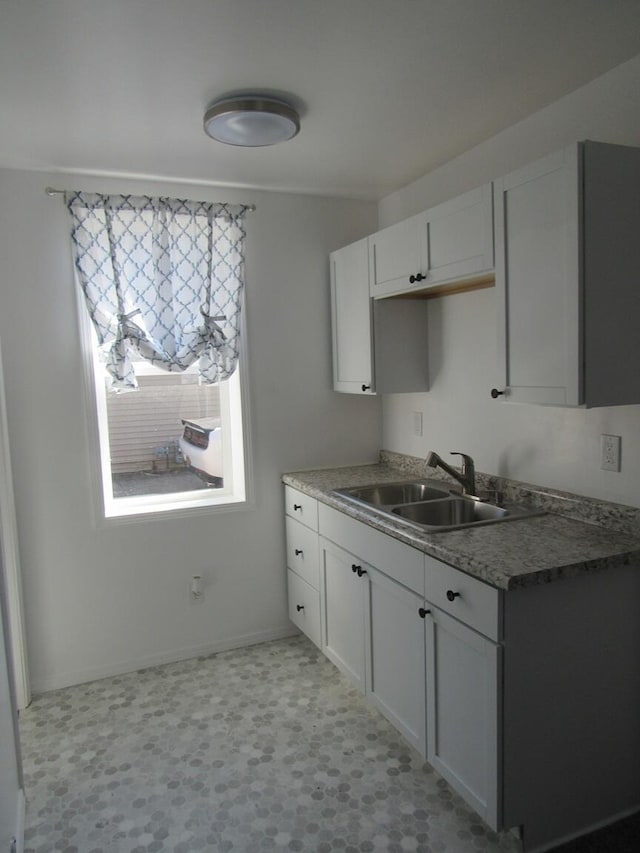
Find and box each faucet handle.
[450,452,474,471]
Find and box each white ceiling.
[1,0,640,200]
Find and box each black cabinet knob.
[293,503,302,511]
[446,590,460,602]
[296,604,304,612]
[409,273,426,284]
[490,388,505,399]
[357,567,367,577]
[351,564,360,573]
[361,384,371,392]
[294,549,303,556]
[418,607,431,619]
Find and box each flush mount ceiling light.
[203,96,300,147]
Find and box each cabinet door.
[425,607,500,829]
[319,538,366,691]
[366,568,426,757]
[493,146,581,405]
[426,184,494,287]
[368,213,427,298]
[330,239,375,394]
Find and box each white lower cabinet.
[319,536,427,755]
[289,495,500,831]
[287,569,321,648]
[368,566,426,756]
[424,606,500,828]
[319,538,367,691]
[285,487,321,649]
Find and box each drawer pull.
[418,607,431,619]
[361,384,371,392]
[446,590,460,602]
[293,503,302,511]
[296,604,304,612]
[295,549,303,556]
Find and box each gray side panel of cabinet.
[583,142,640,407]
[502,565,640,850]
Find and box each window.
[89,346,248,518]
[67,192,251,519]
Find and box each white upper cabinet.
[369,184,494,298]
[330,238,428,394]
[330,238,374,394]
[492,141,640,407]
[368,212,427,298]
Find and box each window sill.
[101,492,252,525]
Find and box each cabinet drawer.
[425,554,501,641]
[286,516,319,589]
[287,569,321,648]
[319,503,424,596]
[284,486,318,531]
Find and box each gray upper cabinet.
[493,141,640,407]
[330,238,428,394]
[368,184,494,298]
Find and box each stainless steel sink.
[336,481,450,506]
[332,479,543,532]
[393,498,508,527]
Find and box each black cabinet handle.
[351,564,361,573]
[409,273,427,284]
[361,384,371,392]
[446,590,460,602]
[296,604,304,612]
[418,607,431,619]
[295,549,303,556]
[293,503,302,511]
[490,388,504,399]
[357,567,367,578]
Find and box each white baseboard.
[30,625,299,694]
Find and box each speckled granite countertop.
[282,457,640,591]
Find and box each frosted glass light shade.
[203,97,300,147]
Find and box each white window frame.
[76,284,253,523]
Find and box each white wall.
[0,168,380,692]
[378,53,640,508]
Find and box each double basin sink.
[333,479,542,533]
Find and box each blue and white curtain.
[66,192,249,390]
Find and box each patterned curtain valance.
[66,192,249,391]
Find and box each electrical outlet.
[412,411,423,437]
[190,575,204,602]
[600,434,621,472]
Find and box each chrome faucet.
[425,451,476,496]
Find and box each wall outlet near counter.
[412,411,423,437]
[600,434,621,472]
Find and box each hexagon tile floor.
[18,636,518,853]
